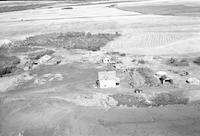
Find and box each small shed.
[38,55,52,64]
[186,78,200,85]
[97,71,120,88]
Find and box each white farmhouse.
[97,71,120,88]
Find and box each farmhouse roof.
[98,71,116,80]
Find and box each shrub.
[120,53,126,57]
[138,59,145,64]
[131,59,136,62]
[0,55,20,77]
[193,57,200,65]
[107,52,126,56]
[62,7,73,10]
[166,58,189,66]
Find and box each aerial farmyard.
[1,0,200,136]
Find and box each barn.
[97,71,120,88]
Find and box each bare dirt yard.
[1,0,200,136]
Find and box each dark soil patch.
[12,32,120,51]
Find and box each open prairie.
[1,0,200,136]
[0,0,200,55]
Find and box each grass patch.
[110,93,189,108]
[110,94,149,107]
[136,67,160,87]
[0,47,9,55]
[128,67,159,88]
[151,93,189,106]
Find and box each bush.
[193,57,200,65]
[138,60,145,64]
[166,58,189,66]
[120,53,126,57]
[62,7,73,10]
[0,55,20,77]
[107,52,126,56]
[131,59,136,62]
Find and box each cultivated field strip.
[103,31,196,50]
[125,32,195,48]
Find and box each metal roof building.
[97,71,119,88]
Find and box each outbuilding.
[38,55,52,64]
[159,75,173,85]
[154,71,173,85]
[96,71,120,88]
[186,78,200,85]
